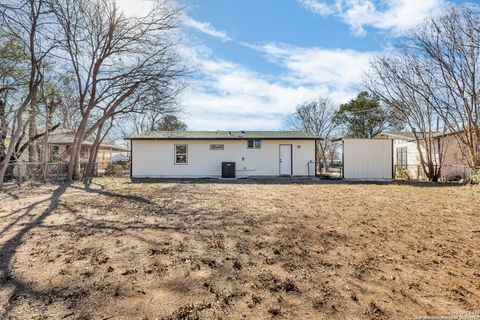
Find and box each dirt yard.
[1,178,479,319]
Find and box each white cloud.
[298,0,446,36]
[178,43,374,130]
[257,43,374,88]
[182,15,232,42]
[178,45,321,130]
[114,0,382,130]
[115,0,232,44]
[298,0,338,15]
[115,0,154,17]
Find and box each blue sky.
[119,0,464,130]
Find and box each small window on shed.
[209,144,224,150]
[175,144,188,164]
[247,139,261,149]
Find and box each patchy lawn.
[1,178,479,319]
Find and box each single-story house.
[374,131,475,180]
[125,131,321,178]
[18,129,128,172]
[47,129,128,171]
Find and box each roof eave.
[124,137,323,141]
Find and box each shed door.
[279,144,292,176]
[343,139,393,180]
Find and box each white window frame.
[175,144,188,165]
[247,139,261,149]
[396,146,408,170]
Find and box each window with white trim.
[247,139,261,149]
[175,144,188,164]
[396,146,407,170]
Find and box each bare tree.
[38,78,64,181]
[366,54,447,181]
[83,115,114,183]
[114,81,182,137]
[117,109,185,136]
[54,93,81,130]
[0,30,29,165]
[366,5,480,179]
[155,114,187,131]
[0,0,54,189]
[288,98,338,173]
[50,0,185,182]
[418,7,480,172]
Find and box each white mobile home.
[375,131,475,180]
[374,132,427,179]
[126,131,320,178]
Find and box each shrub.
[105,163,126,177]
[468,173,480,185]
[395,167,410,180]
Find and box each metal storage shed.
[342,138,394,180]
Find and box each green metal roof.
[125,131,322,140]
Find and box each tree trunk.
[85,128,103,181]
[85,119,114,182]
[0,88,34,188]
[315,140,321,175]
[66,116,89,182]
[28,62,39,162]
[0,98,7,161]
[321,141,330,173]
[42,111,53,182]
[1,100,17,181]
[0,109,27,189]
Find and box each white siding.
[378,134,475,180]
[393,140,423,179]
[343,139,393,180]
[392,137,472,180]
[131,139,315,178]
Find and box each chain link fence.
[394,164,473,182]
[3,161,99,182]
[307,161,343,179]
[440,164,473,181]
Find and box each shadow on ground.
[0,178,478,319]
[131,177,466,188]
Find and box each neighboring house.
[112,153,129,164]
[18,129,128,172]
[125,131,321,178]
[375,131,475,180]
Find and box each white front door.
[279,144,292,176]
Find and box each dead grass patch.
[0,178,479,319]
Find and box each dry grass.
[1,177,479,319]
